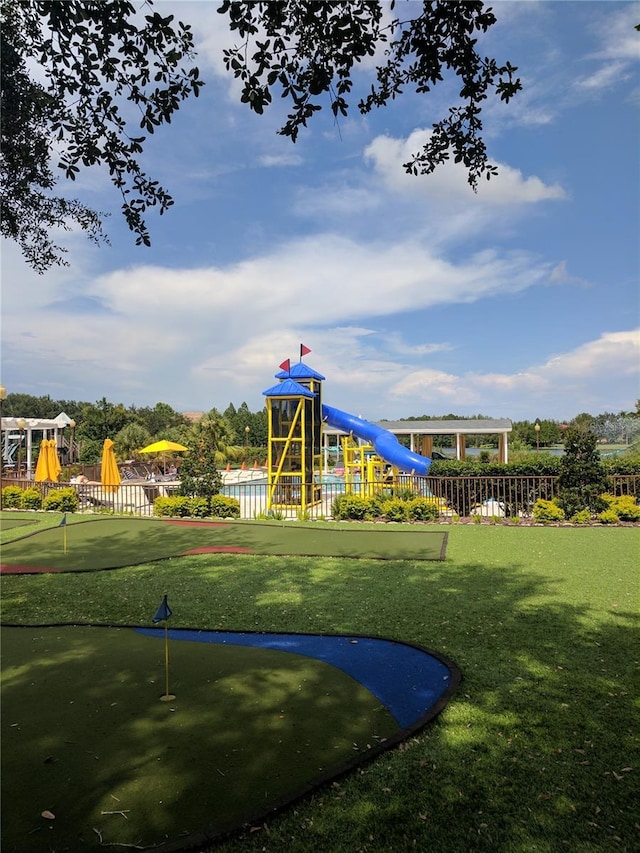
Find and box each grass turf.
[1,519,638,852]
[0,515,447,571]
[2,625,400,851]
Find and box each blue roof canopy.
[276,362,325,381]
[263,378,316,398]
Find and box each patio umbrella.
[100,438,121,493]
[46,439,61,482]
[34,439,52,482]
[139,440,188,474]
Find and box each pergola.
[323,418,513,466]
[0,413,74,477]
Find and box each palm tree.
[113,422,152,462]
[194,409,236,465]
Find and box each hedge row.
[152,494,241,518]
[332,493,445,522]
[532,494,640,525]
[429,457,640,478]
[1,485,80,512]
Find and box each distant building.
[182,411,204,423]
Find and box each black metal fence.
[1,474,638,520]
[423,475,558,518]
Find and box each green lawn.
[0,513,447,568]
[1,519,638,852]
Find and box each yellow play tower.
[262,358,325,514]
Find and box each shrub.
[258,509,285,521]
[154,496,209,518]
[20,487,42,510]
[472,514,482,524]
[369,490,393,517]
[600,494,640,521]
[42,488,79,513]
[429,457,562,477]
[332,494,374,520]
[153,496,180,517]
[533,498,565,524]
[2,485,22,508]
[393,487,415,502]
[556,427,610,517]
[407,497,440,522]
[602,458,640,475]
[187,497,210,518]
[62,488,80,513]
[178,436,222,500]
[569,509,592,525]
[209,494,240,518]
[381,498,409,523]
[597,508,619,525]
[42,491,62,511]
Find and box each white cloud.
[590,5,640,63]
[549,261,590,288]
[364,130,566,205]
[574,4,640,92]
[575,60,631,92]
[537,330,640,380]
[259,153,304,168]
[386,329,640,419]
[293,183,381,218]
[3,217,638,419]
[0,228,553,410]
[85,235,550,332]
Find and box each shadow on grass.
[1,537,637,852]
[204,558,638,853]
[1,626,404,852]
[0,518,447,571]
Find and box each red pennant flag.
[300,344,311,358]
[279,359,290,372]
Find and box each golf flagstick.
[152,594,175,701]
[59,513,67,554]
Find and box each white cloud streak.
[364,130,566,205]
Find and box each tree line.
[1,393,267,464]
[3,393,639,463]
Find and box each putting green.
[0,517,34,530]
[0,516,448,572]
[1,625,401,852]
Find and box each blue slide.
[322,404,431,475]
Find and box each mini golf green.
[1,516,457,850]
[0,517,35,530]
[0,516,448,572]
[1,624,460,852]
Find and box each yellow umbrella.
[100,438,121,493]
[34,439,52,482]
[139,440,188,474]
[46,439,61,482]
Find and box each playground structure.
[263,356,432,513]
[0,413,74,477]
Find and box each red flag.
[300,344,311,358]
[279,358,290,372]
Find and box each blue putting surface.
[135,628,460,730]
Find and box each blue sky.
[1,0,639,423]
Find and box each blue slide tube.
[322,404,431,475]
